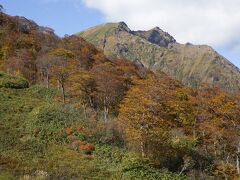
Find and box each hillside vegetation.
[0,72,186,179]
[0,9,240,179]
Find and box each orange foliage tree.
[68,70,96,118]
[91,62,128,122]
[194,86,240,178]
[118,75,182,161]
[49,48,77,103]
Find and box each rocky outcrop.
[14,16,55,36]
[132,27,176,47]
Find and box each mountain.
[78,22,240,92]
[0,12,187,179]
[1,10,240,179]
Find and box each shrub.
[213,162,238,179]
[81,143,95,155]
[26,85,56,100]
[120,155,186,180]
[30,103,84,143]
[0,171,16,180]
[70,140,94,155]
[71,140,86,150]
[0,72,29,89]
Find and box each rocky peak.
[116,21,131,32]
[151,26,161,31]
[14,16,38,32]
[13,16,56,37]
[132,27,176,48]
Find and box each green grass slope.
[77,23,120,48]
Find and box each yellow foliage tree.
[118,75,177,161]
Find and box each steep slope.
[79,22,240,92]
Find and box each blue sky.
[1,0,240,68]
[1,0,104,36]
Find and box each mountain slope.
[78,22,240,92]
[0,12,116,83]
[1,10,240,179]
[0,12,186,178]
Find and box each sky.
[1,0,240,68]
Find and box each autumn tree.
[62,35,103,69]
[36,54,54,88]
[49,48,76,103]
[118,73,205,172]
[169,89,198,136]
[194,86,240,178]
[119,76,176,159]
[68,70,96,118]
[91,62,127,122]
[5,49,37,83]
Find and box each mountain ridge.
[78,22,240,92]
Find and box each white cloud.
[82,0,240,50]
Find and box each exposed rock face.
[15,16,38,32]
[132,27,176,47]
[15,16,55,35]
[78,22,240,92]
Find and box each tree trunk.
[193,118,197,139]
[214,141,217,156]
[88,96,93,107]
[140,123,145,159]
[202,131,208,156]
[179,165,186,176]
[46,72,49,89]
[237,142,240,179]
[104,106,108,122]
[103,98,108,122]
[61,82,65,103]
[225,153,230,164]
[83,103,87,119]
[237,156,240,179]
[140,140,145,158]
[205,145,208,156]
[57,80,60,90]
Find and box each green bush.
[95,144,125,164]
[30,103,84,143]
[0,172,16,180]
[120,155,186,180]
[26,85,56,100]
[94,145,186,180]
[0,72,29,89]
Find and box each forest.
[0,7,240,179]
